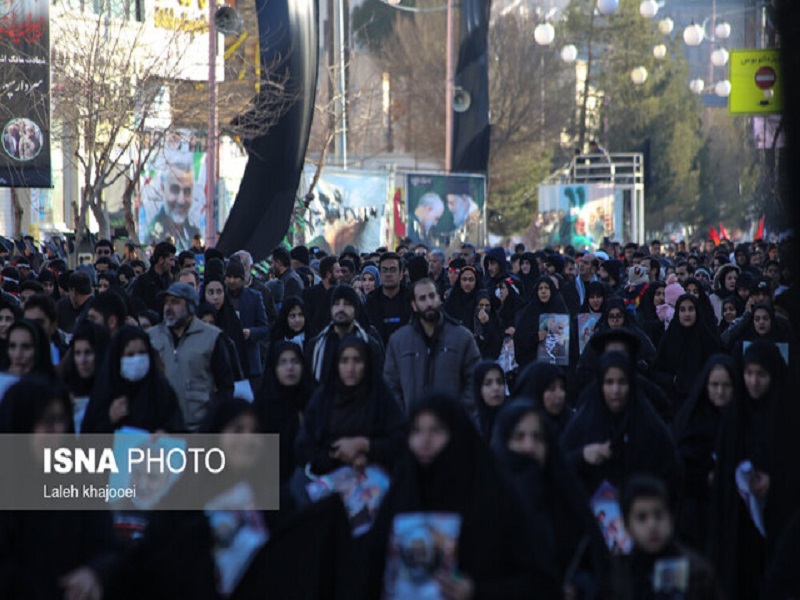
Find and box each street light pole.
[207,0,218,247]
[445,0,454,173]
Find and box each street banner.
[536,183,616,250]
[0,0,50,187]
[729,49,782,115]
[302,168,389,255]
[405,172,486,251]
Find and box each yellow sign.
[729,49,782,115]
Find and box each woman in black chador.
[514,276,569,370]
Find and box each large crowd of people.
[0,232,798,599]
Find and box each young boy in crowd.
[610,476,721,599]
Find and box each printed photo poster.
[137,146,207,252]
[306,465,391,537]
[537,313,570,366]
[591,480,632,555]
[405,173,486,252]
[0,0,51,187]
[302,167,388,255]
[535,184,616,250]
[383,512,462,600]
[577,313,602,355]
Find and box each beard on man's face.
[421,307,439,323]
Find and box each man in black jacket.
[131,241,175,313]
[364,252,412,346]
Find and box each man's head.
[674,260,692,284]
[622,475,673,555]
[750,277,773,306]
[446,180,474,228]
[23,294,58,338]
[577,253,596,281]
[87,291,128,335]
[94,239,114,263]
[763,260,781,288]
[233,250,254,284]
[19,280,44,307]
[94,256,114,275]
[271,247,291,275]
[67,272,93,309]
[177,268,201,292]
[160,283,198,329]
[460,243,476,265]
[649,239,661,257]
[429,249,446,277]
[319,256,341,286]
[330,285,359,329]
[290,246,310,270]
[411,278,441,323]
[177,251,196,271]
[379,252,403,291]
[415,193,444,234]
[130,260,146,278]
[161,160,194,225]
[192,234,204,251]
[339,259,355,284]
[224,258,247,295]
[152,241,176,276]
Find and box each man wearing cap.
[225,257,269,388]
[148,282,234,431]
[306,285,384,383]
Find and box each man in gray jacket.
[383,277,480,413]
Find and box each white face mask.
[121,354,150,382]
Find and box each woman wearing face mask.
[255,341,313,483]
[473,361,506,442]
[82,325,185,433]
[367,392,550,599]
[443,266,480,330]
[492,400,609,598]
[295,336,406,478]
[60,321,110,433]
[672,354,739,550]
[514,361,574,436]
[514,276,569,371]
[0,376,119,600]
[653,294,720,411]
[708,341,796,600]
[562,352,681,502]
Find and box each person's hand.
[330,437,369,464]
[538,330,547,341]
[435,570,475,600]
[505,326,515,337]
[583,441,612,465]
[59,567,103,600]
[745,296,756,313]
[750,470,770,499]
[109,396,129,424]
[477,309,489,324]
[243,328,251,340]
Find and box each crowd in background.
[0,230,798,599]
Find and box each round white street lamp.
[639,0,658,19]
[561,44,578,63]
[715,80,732,97]
[631,66,648,85]
[683,22,705,46]
[653,44,667,59]
[597,0,618,16]
[689,78,705,94]
[534,22,555,46]
[711,48,729,67]
[715,21,731,40]
[658,17,674,35]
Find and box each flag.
[709,227,720,246]
[755,215,765,240]
[719,222,730,240]
[393,188,405,239]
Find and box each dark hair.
[23,294,57,324]
[271,247,291,268]
[0,296,21,321]
[129,259,146,271]
[621,475,671,521]
[67,272,93,296]
[91,291,128,325]
[152,241,177,263]
[320,255,339,279]
[378,252,403,270]
[177,250,195,267]
[410,277,438,299]
[117,264,135,282]
[94,239,114,252]
[20,280,44,294]
[7,319,56,379]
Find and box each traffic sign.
[729,49,782,115]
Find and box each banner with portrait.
[405,173,486,252]
[0,0,50,187]
[301,168,388,255]
[137,145,207,252]
[535,184,617,251]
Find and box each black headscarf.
[443,265,480,329]
[579,280,608,314]
[513,361,573,435]
[61,321,110,397]
[491,400,609,591]
[0,374,73,433]
[514,276,569,369]
[561,351,682,502]
[199,397,259,434]
[367,392,542,598]
[82,325,185,433]
[496,275,524,330]
[7,319,55,380]
[653,294,720,407]
[518,252,541,302]
[473,360,506,442]
[269,296,306,343]
[296,335,405,475]
[684,276,718,326]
